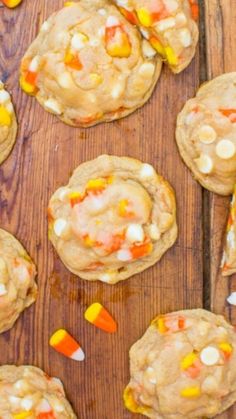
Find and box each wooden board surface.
[1,0,234,418]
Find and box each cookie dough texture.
[221,185,236,276]
[0,81,17,165]
[176,73,236,195]
[124,309,236,418]
[48,155,177,284]
[0,365,76,418]
[0,229,37,334]
[114,0,199,73]
[20,0,162,127]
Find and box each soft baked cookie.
[48,155,177,284]
[221,185,236,276]
[113,0,199,73]
[0,228,37,334]
[176,73,236,196]
[0,365,76,417]
[0,81,17,165]
[20,0,162,127]
[124,309,236,418]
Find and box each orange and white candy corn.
[85,303,117,333]
[49,329,85,361]
[1,0,22,8]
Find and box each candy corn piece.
[2,0,22,8]
[49,329,85,361]
[85,303,117,333]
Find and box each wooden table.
[0,1,235,418]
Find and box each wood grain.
[0,1,202,418]
[204,0,236,418]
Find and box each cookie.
[176,73,236,196]
[124,309,236,418]
[0,228,37,334]
[20,0,162,127]
[0,81,17,165]
[0,365,76,417]
[221,185,236,276]
[48,155,177,284]
[113,0,199,73]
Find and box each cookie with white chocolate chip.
[0,228,37,334]
[176,73,236,195]
[0,81,17,165]
[0,365,76,418]
[113,0,199,73]
[124,309,236,419]
[20,0,162,127]
[48,155,177,284]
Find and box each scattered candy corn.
[84,303,117,333]
[13,413,33,419]
[49,329,85,361]
[1,0,22,8]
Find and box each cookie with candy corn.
[0,81,17,165]
[20,0,162,127]
[50,329,85,361]
[113,0,199,73]
[48,155,177,283]
[85,303,117,333]
[176,73,236,195]
[0,365,76,417]
[125,309,236,418]
[0,228,37,334]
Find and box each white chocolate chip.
[9,396,21,405]
[106,16,120,27]
[145,367,157,384]
[179,28,192,47]
[148,224,161,241]
[14,379,29,392]
[14,264,30,283]
[202,376,218,393]
[111,84,124,99]
[216,139,236,159]
[29,56,40,72]
[0,284,7,296]
[116,0,129,6]
[163,0,178,12]
[98,8,107,16]
[227,292,236,306]
[41,21,50,32]
[54,402,65,412]
[227,230,236,248]
[57,187,70,201]
[0,89,10,104]
[156,17,176,32]
[142,40,156,58]
[195,154,213,174]
[98,26,105,38]
[71,33,88,51]
[44,99,62,115]
[38,399,52,412]
[21,398,33,411]
[126,224,145,243]
[100,273,113,283]
[140,163,155,179]
[198,125,217,144]
[117,249,132,262]
[175,12,187,26]
[138,62,155,78]
[57,72,73,89]
[54,219,67,237]
[200,346,220,366]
